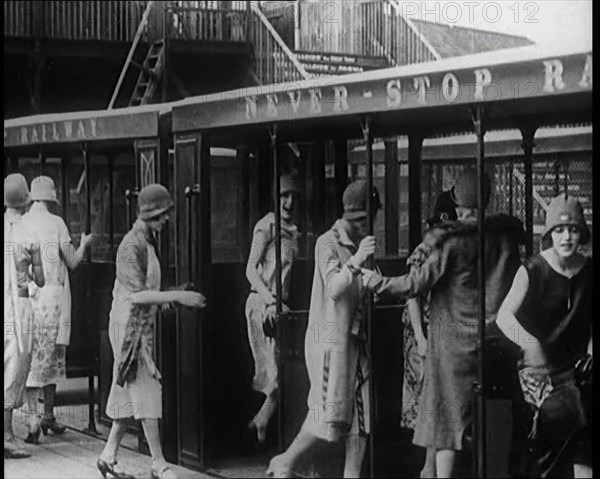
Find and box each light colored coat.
[304,220,370,441]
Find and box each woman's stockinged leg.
[5,408,15,442]
[25,387,42,425]
[141,418,166,464]
[343,434,367,478]
[420,447,437,478]
[42,384,57,418]
[435,449,457,479]
[253,390,278,442]
[100,419,128,464]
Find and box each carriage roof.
[171,42,592,142]
[4,103,172,148]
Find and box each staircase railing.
[248,2,309,85]
[385,0,441,65]
[4,0,147,42]
[4,1,250,43]
[108,1,156,110]
[166,1,248,42]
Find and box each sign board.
[173,49,592,133]
[4,110,160,148]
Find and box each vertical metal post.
[270,125,284,452]
[408,135,423,252]
[82,142,98,435]
[563,159,569,198]
[334,138,348,219]
[471,107,486,478]
[508,160,514,216]
[554,159,561,197]
[108,153,115,257]
[61,156,69,221]
[520,127,536,257]
[362,117,375,479]
[384,137,399,256]
[162,1,168,103]
[246,0,253,42]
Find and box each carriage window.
[65,155,87,246]
[210,148,243,263]
[111,153,137,254]
[168,149,176,268]
[89,155,112,262]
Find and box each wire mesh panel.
[419,125,593,259]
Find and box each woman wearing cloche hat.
[98,184,206,479]
[245,173,301,447]
[4,174,46,459]
[496,193,592,477]
[23,176,94,445]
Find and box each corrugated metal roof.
[411,19,534,58]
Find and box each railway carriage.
[4,41,592,477]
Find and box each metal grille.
[421,125,593,258]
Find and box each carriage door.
[173,133,210,471]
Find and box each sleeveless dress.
[516,255,593,477]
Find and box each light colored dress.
[245,212,299,396]
[4,210,39,409]
[106,219,162,420]
[24,202,71,388]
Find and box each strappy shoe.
[96,458,136,479]
[40,416,66,435]
[24,422,41,445]
[4,441,31,459]
[266,455,293,478]
[151,463,178,479]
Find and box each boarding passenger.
[23,176,93,444]
[267,180,381,478]
[361,169,524,478]
[496,194,592,478]
[401,216,453,479]
[245,174,301,446]
[98,184,206,479]
[4,174,45,459]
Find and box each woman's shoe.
[4,441,31,459]
[266,455,293,478]
[96,458,136,479]
[151,463,178,479]
[24,423,41,445]
[40,416,66,436]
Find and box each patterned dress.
[106,220,162,420]
[25,203,71,388]
[4,210,40,409]
[400,241,433,429]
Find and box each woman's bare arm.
[246,229,276,305]
[60,233,93,270]
[496,266,539,350]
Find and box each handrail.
[108,1,155,110]
[249,1,309,83]
[4,1,248,43]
